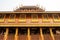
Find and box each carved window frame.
[42,14,48,19]
[19,14,26,19]
[0,14,5,19]
[53,14,59,19]
[9,14,16,19]
[31,14,38,19]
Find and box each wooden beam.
[15,28,18,40]
[1,23,60,27]
[4,28,9,40]
[50,28,55,40]
[28,28,30,40]
[40,28,44,40]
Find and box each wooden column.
[50,28,55,40]
[4,28,9,40]
[15,28,18,40]
[28,28,30,40]
[40,28,44,40]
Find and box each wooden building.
[0,6,60,40]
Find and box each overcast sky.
[0,0,60,11]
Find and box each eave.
[0,11,60,14]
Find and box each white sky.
[0,0,60,11]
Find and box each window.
[18,14,26,23]
[20,14,26,19]
[55,28,60,34]
[8,28,15,35]
[18,28,27,35]
[31,14,38,22]
[0,14,5,19]
[0,28,6,35]
[30,28,40,35]
[52,28,56,34]
[42,28,50,34]
[31,14,38,19]
[9,14,15,19]
[42,14,50,22]
[53,14,59,19]
[42,14,48,19]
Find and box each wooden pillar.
[15,28,18,40]
[28,28,30,40]
[50,28,55,40]
[4,28,9,40]
[40,28,44,40]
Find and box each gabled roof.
[14,6,45,12]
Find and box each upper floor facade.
[0,6,60,27]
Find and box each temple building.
[0,6,60,40]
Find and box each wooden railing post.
[40,28,44,40]
[15,28,18,40]
[28,28,30,40]
[4,28,9,40]
[50,28,55,40]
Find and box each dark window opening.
[48,14,52,18]
[18,28,27,35]
[32,14,38,19]
[42,28,50,34]
[8,28,15,35]
[30,28,40,35]
[55,28,60,35]
[53,14,59,19]
[20,14,26,19]
[0,14,5,19]
[0,28,6,35]
[9,14,15,19]
[52,28,56,34]
[6,14,9,19]
[43,14,48,19]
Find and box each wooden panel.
[31,35,39,40]
[7,35,15,40]
[44,34,52,40]
[0,35,4,40]
[18,35,27,40]
[54,35,60,40]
